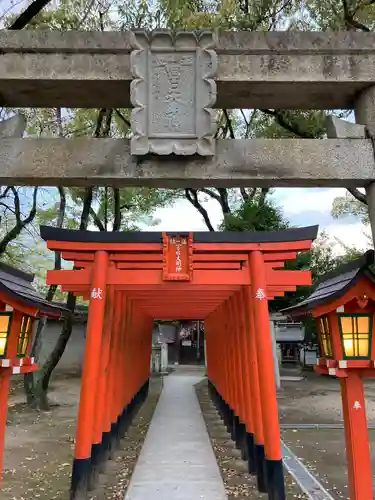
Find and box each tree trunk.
[24,188,66,409]
[24,128,96,410]
[32,293,77,410]
[24,283,59,407]
[24,317,47,407]
[31,188,92,409]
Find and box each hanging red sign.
[162,233,193,281]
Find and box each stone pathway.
[124,373,227,500]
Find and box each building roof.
[152,324,178,344]
[40,225,319,244]
[282,250,375,318]
[0,262,66,318]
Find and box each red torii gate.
[40,224,318,500]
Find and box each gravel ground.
[1,374,162,500]
[195,379,308,499]
[3,368,371,499]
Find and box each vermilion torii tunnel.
[38,224,318,500]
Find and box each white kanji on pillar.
[255,287,266,300]
[175,242,182,273]
[353,401,362,410]
[91,287,103,300]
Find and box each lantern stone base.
[0,357,38,375]
[0,356,35,367]
[315,358,375,378]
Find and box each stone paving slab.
[124,374,227,500]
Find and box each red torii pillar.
[89,284,114,488]
[250,250,285,500]
[207,285,273,495]
[68,262,152,499]
[243,285,267,491]
[71,250,109,499]
[206,250,313,500]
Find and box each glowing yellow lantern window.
[0,313,12,358]
[319,315,333,358]
[338,314,372,359]
[17,316,34,358]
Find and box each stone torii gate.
[0,30,374,233]
[0,31,374,191]
[39,224,317,500]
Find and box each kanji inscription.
[162,232,193,281]
[130,29,217,156]
[150,53,195,136]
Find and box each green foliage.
[332,190,369,225]
[93,187,178,231]
[273,231,364,339]
[309,231,358,280]
[298,0,375,31]
[222,195,289,232]
[253,110,328,139]
[0,225,50,277]
[160,0,300,30]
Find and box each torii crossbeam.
[40,224,318,500]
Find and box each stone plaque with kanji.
[130,29,217,156]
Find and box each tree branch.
[261,109,314,138]
[79,188,93,230]
[120,202,133,210]
[258,188,270,207]
[88,108,114,232]
[8,0,52,29]
[11,187,21,224]
[185,189,215,231]
[94,109,106,137]
[342,0,371,31]
[77,0,97,28]
[248,188,258,201]
[115,109,131,128]
[223,109,236,139]
[200,188,221,203]
[89,207,105,231]
[240,187,249,201]
[0,187,38,255]
[348,187,368,205]
[53,187,66,273]
[218,188,231,215]
[0,187,11,200]
[240,109,257,139]
[113,188,121,231]
[103,109,112,136]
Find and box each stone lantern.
[0,263,65,484]
[283,251,375,500]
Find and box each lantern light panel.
[338,314,372,360]
[0,313,11,358]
